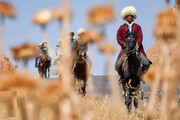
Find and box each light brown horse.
[38,54,51,79]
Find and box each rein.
[72,56,86,72]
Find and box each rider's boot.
[118,65,123,83]
[35,57,38,67]
[39,58,43,67]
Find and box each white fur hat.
[77,28,86,36]
[121,6,137,20]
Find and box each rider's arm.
[117,25,126,48]
[135,24,143,48]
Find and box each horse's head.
[125,32,136,56]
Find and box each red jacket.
[115,23,146,67]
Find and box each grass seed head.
[88,4,115,26]
[32,9,52,25]
[0,1,15,18]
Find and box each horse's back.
[73,57,88,81]
[123,56,142,82]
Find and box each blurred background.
[2,0,175,77]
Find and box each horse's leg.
[72,77,76,91]
[77,80,82,94]
[48,67,50,78]
[125,88,132,112]
[39,67,43,79]
[44,68,47,79]
[122,80,132,112]
[133,82,141,109]
[133,89,139,109]
[81,80,86,96]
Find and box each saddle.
[121,52,142,74]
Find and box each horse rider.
[35,43,42,67]
[69,32,76,51]
[35,41,51,67]
[75,28,92,75]
[69,32,77,58]
[115,6,151,80]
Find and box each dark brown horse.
[72,55,88,96]
[38,54,51,79]
[120,32,143,112]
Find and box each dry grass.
[87,4,115,26]
[1,1,180,120]
[0,1,15,18]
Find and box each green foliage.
[14,65,18,69]
[5,57,9,61]
[150,60,159,67]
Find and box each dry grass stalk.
[52,7,64,20]
[142,67,158,84]
[0,91,17,117]
[80,96,118,120]
[32,9,56,60]
[88,4,115,26]
[0,72,84,120]
[32,9,52,26]
[0,72,39,97]
[0,1,15,18]
[11,43,39,61]
[106,54,126,118]
[148,7,179,119]
[98,42,117,54]
[142,66,161,118]
[154,10,177,40]
[78,30,103,43]
[52,6,73,21]
[159,46,178,120]
[0,1,15,53]
[0,54,15,73]
[0,72,40,120]
[11,42,39,69]
[59,0,73,91]
[99,42,125,117]
[36,81,78,120]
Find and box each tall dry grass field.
[0,0,180,120]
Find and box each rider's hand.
[124,43,126,47]
[81,52,85,56]
[136,43,139,50]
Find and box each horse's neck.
[127,54,139,68]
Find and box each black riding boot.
[118,65,124,82]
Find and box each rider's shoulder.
[133,23,141,28]
[120,24,127,28]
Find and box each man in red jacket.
[115,6,151,79]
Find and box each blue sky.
[3,0,175,77]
